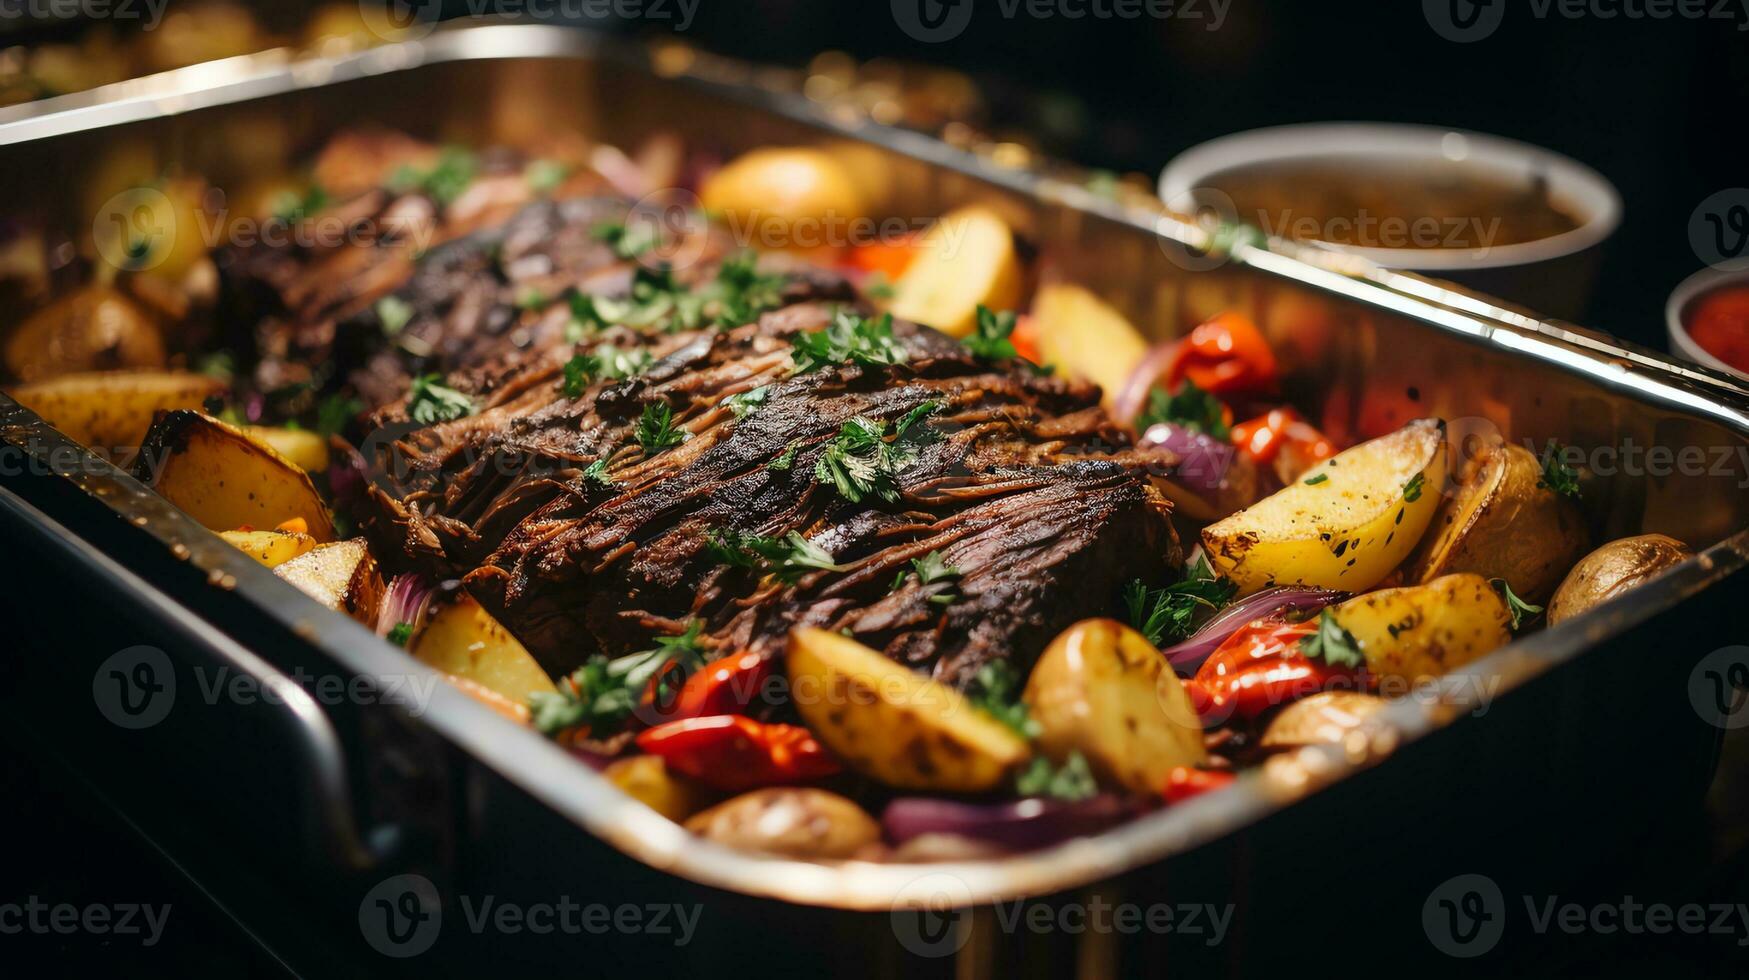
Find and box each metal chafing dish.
[1,23,1747,977]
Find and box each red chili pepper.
[1165,312,1279,397]
[668,651,773,720]
[635,715,840,792]
[1162,766,1236,804]
[1010,313,1041,365]
[846,236,918,279]
[1191,618,1360,724]
[1231,407,1337,482]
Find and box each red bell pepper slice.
[635,715,841,792]
[1165,312,1279,397]
[1162,766,1236,804]
[669,651,773,720]
[1190,618,1362,724]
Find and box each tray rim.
[2,21,1748,909]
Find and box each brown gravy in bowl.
[1206,157,1582,251]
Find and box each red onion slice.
[1111,340,1182,426]
[376,573,435,640]
[882,794,1135,852]
[1161,586,1346,675]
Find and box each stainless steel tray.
[2,23,1747,976]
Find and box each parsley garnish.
[269,183,328,224]
[1135,379,1229,439]
[1300,609,1363,668]
[1491,578,1544,630]
[1303,473,1329,486]
[724,386,769,420]
[1537,444,1582,499]
[583,457,615,488]
[376,295,415,336]
[966,661,1038,738]
[407,374,474,425]
[961,305,1018,360]
[890,550,962,606]
[315,393,362,438]
[514,286,547,311]
[1122,572,1236,646]
[705,529,845,583]
[386,146,478,207]
[567,292,608,340]
[1402,472,1426,503]
[562,354,598,399]
[386,622,413,647]
[814,402,941,503]
[1014,751,1098,801]
[592,220,658,261]
[525,158,569,195]
[790,309,907,374]
[767,439,803,471]
[635,401,689,454]
[530,622,707,736]
[863,272,896,300]
[709,251,786,329]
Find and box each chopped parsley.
[1121,571,1236,647]
[705,528,845,583]
[1135,379,1229,439]
[525,158,570,195]
[890,550,962,607]
[407,374,474,425]
[530,622,707,736]
[376,295,415,336]
[1401,472,1426,503]
[1537,443,1582,499]
[863,272,896,300]
[790,309,907,375]
[767,439,803,472]
[724,386,770,420]
[582,457,616,488]
[1014,751,1098,801]
[961,305,1018,361]
[386,622,413,647]
[966,661,1038,739]
[1299,609,1363,669]
[315,393,362,438]
[561,354,598,399]
[386,146,478,207]
[1303,473,1329,486]
[269,183,328,224]
[592,220,658,261]
[634,400,689,454]
[1491,578,1544,630]
[514,286,548,311]
[814,402,941,503]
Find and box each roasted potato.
[3,285,165,382]
[443,674,532,725]
[1202,419,1449,596]
[1259,691,1389,750]
[1407,441,1587,604]
[683,788,880,860]
[1327,573,1512,685]
[1023,619,1206,794]
[241,424,330,474]
[1029,283,1151,414]
[700,147,865,258]
[1548,534,1691,626]
[219,528,318,568]
[138,410,335,541]
[409,592,558,702]
[787,627,1030,792]
[5,370,223,456]
[604,755,718,823]
[273,538,383,626]
[886,205,1023,337]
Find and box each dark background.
[617,0,1749,349]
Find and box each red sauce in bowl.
[1685,285,1749,374]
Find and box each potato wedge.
[1202,418,1448,596]
[1327,573,1511,685]
[887,205,1023,337]
[410,592,558,703]
[5,370,224,457]
[1407,441,1587,604]
[1029,283,1150,413]
[604,755,718,823]
[241,425,330,474]
[138,410,335,541]
[273,538,384,626]
[3,285,165,382]
[1259,691,1388,750]
[700,147,865,258]
[1548,534,1690,626]
[684,788,880,859]
[786,627,1030,792]
[1023,619,1206,794]
[443,674,532,725]
[219,529,318,568]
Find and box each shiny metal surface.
[1,23,1747,913]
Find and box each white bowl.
[1666,267,1749,382]
[1159,123,1622,318]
